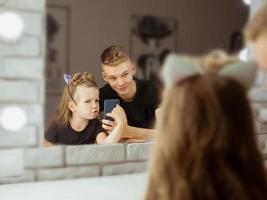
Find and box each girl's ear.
[68,101,76,112]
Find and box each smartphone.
[104,99,120,121]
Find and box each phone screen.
[104,99,120,121]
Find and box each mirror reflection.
[45,46,159,146]
[45,0,249,146]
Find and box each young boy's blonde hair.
[244,3,267,42]
[100,45,130,66]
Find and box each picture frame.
[46,4,70,95]
[130,14,178,80]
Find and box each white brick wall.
[1,0,45,11]
[0,37,40,56]
[0,143,152,183]
[24,147,64,168]
[66,144,125,165]
[249,87,267,103]
[0,138,266,184]
[0,58,44,79]
[0,0,45,183]
[127,142,154,161]
[20,12,43,36]
[0,170,35,184]
[0,126,37,147]
[0,105,44,146]
[0,80,41,102]
[21,105,44,124]
[0,9,43,36]
[0,149,24,177]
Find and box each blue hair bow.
[63,73,72,85]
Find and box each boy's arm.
[102,120,154,141]
[123,107,160,141]
[123,125,154,140]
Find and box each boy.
[99,45,160,141]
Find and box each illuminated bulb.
[0,106,27,131]
[243,0,251,6]
[239,48,249,62]
[0,12,24,41]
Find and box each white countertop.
[0,173,148,200]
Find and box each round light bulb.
[239,48,249,62]
[0,106,27,131]
[0,12,24,41]
[243,0,251,6]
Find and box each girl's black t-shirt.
[45,119,105,145]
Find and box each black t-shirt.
[99,78,160,128]
[45,119,105,145]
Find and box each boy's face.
[70,86,100,120]
[102,59,136,98]
[254,32,267,71]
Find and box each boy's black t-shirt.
[99,78,160,128]
[45,119,105,145]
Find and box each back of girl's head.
[54,72,98,126]
[146,74,267,200]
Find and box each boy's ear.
[102,71,108,82]
[131,63,136,75]
[68,101,76,112]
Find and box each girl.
[146,74,267,200]
[44,72,126,147]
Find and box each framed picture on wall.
[46,4,70,95]
[130,15,178,81]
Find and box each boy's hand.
[102,105,127,133]
[110,105,127,126]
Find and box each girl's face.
[72,86,100,120]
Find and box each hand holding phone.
[104,99,120,121]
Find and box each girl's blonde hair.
[146,74,267,200]
[198,49,236,73]
[53,72,98,127]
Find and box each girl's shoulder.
[46,121,66,132]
